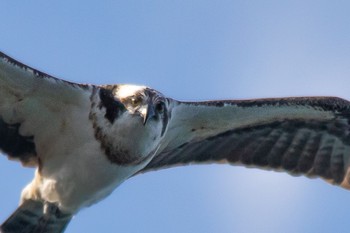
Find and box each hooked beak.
[142,104,156,125]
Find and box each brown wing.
[139,97,350,189]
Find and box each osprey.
[0,51,350,233]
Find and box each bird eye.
[156,102,165,114]
[130,96,143,107]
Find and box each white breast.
[20,96,148,213]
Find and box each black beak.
[143,104,156,125]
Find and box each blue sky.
[0,1,350,233]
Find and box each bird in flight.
[0,51,349,233]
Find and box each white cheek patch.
[115,84,147,99]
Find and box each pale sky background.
[0,1,350,233]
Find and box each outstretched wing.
[140,97,350,189]
[0,51,92,166]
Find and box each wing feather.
[0,51,93,166]
[140,97,350,189]
[0,199,72,233]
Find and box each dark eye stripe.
[99,88,126,124]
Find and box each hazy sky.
[1,1,350,233]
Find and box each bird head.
[90,84,170,165]
[115,84,168,128]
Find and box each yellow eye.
[130,96,143,107]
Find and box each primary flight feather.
[0,51,350,233]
